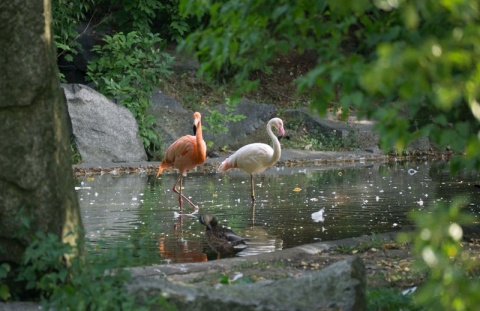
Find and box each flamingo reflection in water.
[158,216,207,264]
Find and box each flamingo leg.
[172,173,199,211]
[250,174,256,202]
[172,174,184,209]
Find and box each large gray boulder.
[149,89,193,152]
[128,256,365,311]
[62,84,147,164]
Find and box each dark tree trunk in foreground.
[0,1,83,264]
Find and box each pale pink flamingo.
[217,117,285,202]
[156,112,207,211]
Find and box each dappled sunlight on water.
[76,161,480,266]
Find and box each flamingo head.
[271,117,285,137]
[193,112,202,135]
[199,214,217,230]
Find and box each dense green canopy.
[179,0,480,172]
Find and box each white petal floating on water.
[311,208,325,222]
[408,168,418,175]
[75,186,92,190]
[375,196,380,201]
[417,199,424,206]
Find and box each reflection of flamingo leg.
[172,174,198,210]
[250,174,255,202]
[251,201,255,226]
[158,214,208,263]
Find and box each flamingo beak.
[278,125,285,137]
[193,117,200,135]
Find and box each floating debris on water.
[311,208,325,222]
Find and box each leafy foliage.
[203,94,246,148]
[398,198,480,310]
[99,0,161,33]
[52,0,93,60]
[0,231,174,310]
[86,31,175,157]
[52,0,94,81]
[179,0,480,172]
[154,0,201,42]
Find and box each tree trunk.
[0,1,83,264]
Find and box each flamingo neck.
[196,121,206,159]
[267,120,281,165]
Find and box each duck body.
[199,214,247,257]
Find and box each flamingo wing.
[227,143,274,174]
[162,135,202,170]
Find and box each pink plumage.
[157,112,207,211]
[218,117,285,201]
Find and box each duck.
[199,214,247,259]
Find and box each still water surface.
[76,161,480,265]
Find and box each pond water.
[76,161,480,265]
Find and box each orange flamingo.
[156,112,207,211]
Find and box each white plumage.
[218,117,285,201]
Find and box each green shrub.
[155,0,201,42]
[86,31,175,158]
[0,231,174,310]
[399,198,480,310]
[96,0,160,33]
[52,0,93,81]
[203,94,246,149]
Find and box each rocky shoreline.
[72,148,454,177]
